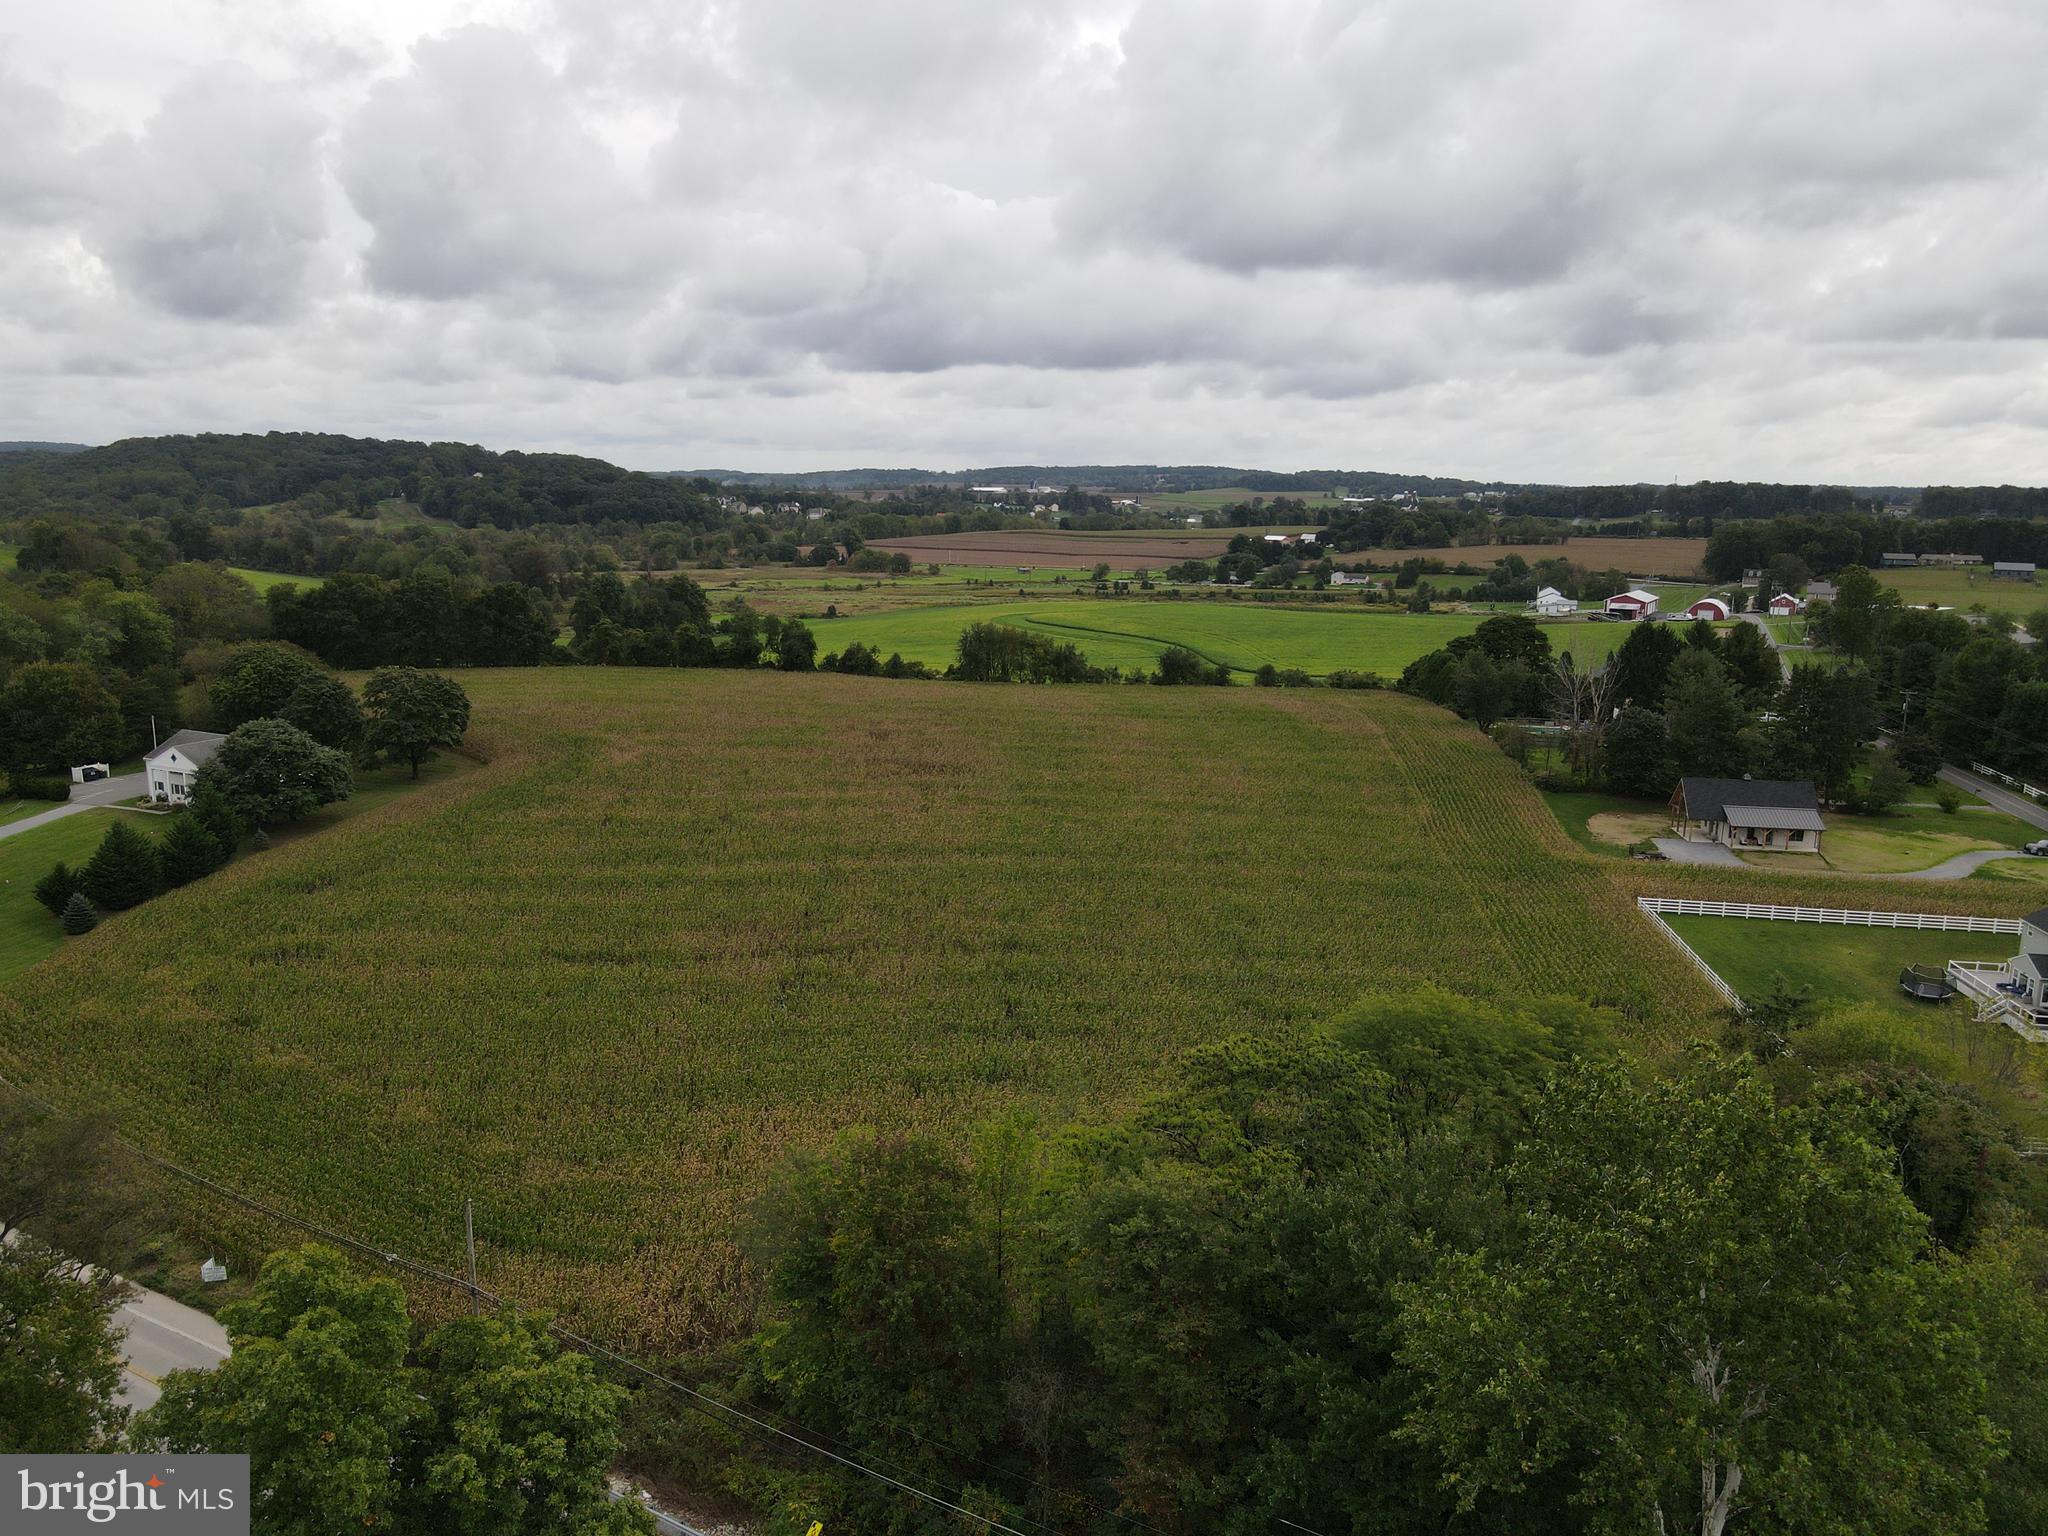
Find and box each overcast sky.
[4,0,2047,481]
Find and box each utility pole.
[464,1198,478,1314]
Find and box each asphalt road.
[1938,764,2048,834]
[113,1282,230,1411]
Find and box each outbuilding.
[145,729,226,805]
[1670,777,1825,854]
[1994,562,2038,582]
[1684,597,1731,621]
[1768,593,1805,616]
[1531,586,1575,617]
[1604,588,1659,620]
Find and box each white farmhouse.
[1530,586,1575,617]
[145,729,226,804]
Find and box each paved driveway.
[1652,837,1745,866]
[0,771,147,842]
[1879,848,2035,881]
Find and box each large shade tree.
[361,667,471,779]
[196,718,352,826]
[1396,1059,2001,1536]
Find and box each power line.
[0,1071,1153,1536]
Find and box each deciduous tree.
[360,668,471,780]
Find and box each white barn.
[1530,586,1575,616]
[145,729,225,804]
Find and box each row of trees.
[704,993,2046,1535]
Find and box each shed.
[1685,597,1731,621]
[1604,588,1659,619]
[1994,562,2038,581]
[1531,586,1575,616]
[1768,593,1805,616]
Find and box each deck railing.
[1636,898,2020,934]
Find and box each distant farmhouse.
[1530,586,1575,616]
[1670,777,1824,855]
[1604,588,1659,620]
[145,729,225,805]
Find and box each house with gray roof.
[145,729,225,804]
[1670,776,1824,854]
[1946,906,2048,1043]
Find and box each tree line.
[666,989,2046,1535]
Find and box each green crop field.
[0,668,1722,1349]
[227,565,324,593]
[807,600,1652,678]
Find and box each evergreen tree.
[1603,706,1673,798]
[76,821,161,911]
[158,813,225,887]
[60,893,99,935]
[187,773,243,854]
[33,861,78,916]
[1661,650,1749,778]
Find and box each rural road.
[113,1281,229,1411]
[1938,764,2048,833]
[0,771,147,842]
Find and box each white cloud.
[1,0,2047,479]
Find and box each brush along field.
[806,600,1651,677]
[0,669,1715,1350]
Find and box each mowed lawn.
[807,600,1646,677]
[0,669,1717,1349]
[1883,566,2047,617]
[0,811,167,981]
[1665,914,2015,1017]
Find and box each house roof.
[1607,589,1658,605]
[1678,777,1821,825]
[145,728,226,767]
[1687,597,1730,614]
[2024,907,2048,929]
[1721,803,1826,832]
[1994,562,2037,572]
[2027,953,2048,974]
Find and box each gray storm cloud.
[1,0,2046,479]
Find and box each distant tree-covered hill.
[0,441,91,455]
[0,431,727,531]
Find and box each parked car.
[2024,840,2048,856]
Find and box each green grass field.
[807,600,1649,678]
[0,669,1723,1349]
[0,542,18,570]
[226,566,323,593]
[0,811,167,981]
[1665,915,2016,1018]
[1882,566,2046,617]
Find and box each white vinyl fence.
[1636,898,2020,934]
[1634,900,1747,1012]
[1970,761,2048,804]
